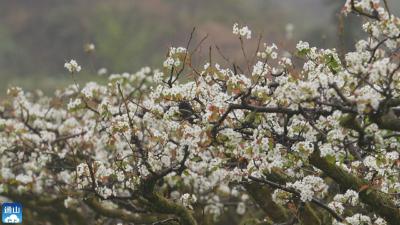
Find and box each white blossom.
[64,59,82,73]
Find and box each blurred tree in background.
[0,0,399,93]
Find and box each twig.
[383,0,391,16]
[350,0,380,21]
[239,36,251,74]
[172,27,196,84]
[191,33,209,55]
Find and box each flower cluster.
[180,193,197,210]
[64,59,82,73]
[232,23,252,39]
[286,176,328,202]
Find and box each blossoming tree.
[1,1,400,224]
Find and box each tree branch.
[309,149,400,225]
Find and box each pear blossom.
[233,23,252,39]
[64,59,82,73]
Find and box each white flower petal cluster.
[64,59,82,73]
[286,176,328,202]
[233,23,252,39]
[180,193,197,210]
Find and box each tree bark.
[309,150,400,225]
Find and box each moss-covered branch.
[309,150,400,225]
[244,182,289,223]
[84,198,175,224]
[2,191,86,225]
[372,109,400,132]
[140,177,198,225]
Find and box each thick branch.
[140,167,198,225]
[248,176,342,223]
[141,190,198,225]
[372,110,400,132]
[85,198,164,224]
[243,182,290,223]
[309,150,400,225]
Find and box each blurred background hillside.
[1,0,399,95]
